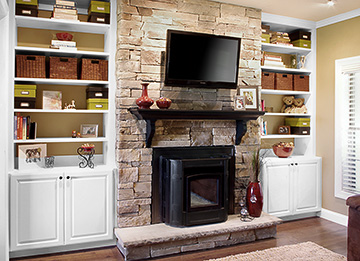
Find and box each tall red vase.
[246,181,263,217]
[136,83,154,109]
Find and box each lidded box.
[285,118,310,127]
[292,39,311,49]
[16,0,38,5]
[14,84,37,98]
[15,97,36,109]
[289,30,311,41]
[86,87,108,99]
[87,98,108,110]
[88,0,110,14]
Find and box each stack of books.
[52,0,78,21]
[14,114,37,140]
[270,32,293,47]
[263,53,286,68]
[50,40,77,51]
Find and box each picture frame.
[80,124,98,138]
[234,95,246,111]
[239,86,259,110]
[278,125,291,135]
[43,90,62,110]
[18,144,47,169]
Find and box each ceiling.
[215,0,360,21]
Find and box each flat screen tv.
[164,30,241,89]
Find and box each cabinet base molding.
[276,211,320,221]
[9,239,116,259]
[319,208,348,227]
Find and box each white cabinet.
[10,169,114,251]
[261,157,321,218]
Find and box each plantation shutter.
[342,71,360,193]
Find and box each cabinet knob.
[59,176,63,180]
[295,163,298,166]
[66,176,70,180]
[290,163,294,166]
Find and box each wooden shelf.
[14,137,107,143]
[15,15,110,34]
[15,46,109,58]
[14,78,108,86]
[129,108,265,147]
[261,43,311,55]
[14,109,108,114]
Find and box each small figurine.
[64,99,76,110]
[77,132,81,138]
[72,130,77,138]
[300,55,306,69]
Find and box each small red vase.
[246,181,263,217]
[136,83,154,109]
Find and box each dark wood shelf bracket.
[129,108,264,148]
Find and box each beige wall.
[316,16,360,216]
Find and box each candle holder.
[77,146,95,168]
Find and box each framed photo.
[239,86,259,110]
[80,124,98,138]
[278,125,291,134]
[234,95,246,111]
[43,90,62,110]
[18,144,47,169]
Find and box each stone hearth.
[115,213,282,260]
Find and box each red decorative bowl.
[272,145,294,158]
[156,97,172,109]
[56,32,73,41]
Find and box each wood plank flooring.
[12,217,347,261]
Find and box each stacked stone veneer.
[116,0,262,228]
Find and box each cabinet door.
[10,173,64,251]
[293,159,321,214]
[64,171,113,245]
[263,162,292,217]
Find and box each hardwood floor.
[12,217,347,261]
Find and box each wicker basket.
[81,58,108,81]
[261,71,275,89]
[275,73,293,91]
[49,57,78,79]
[16,55,46,78]
[293,75,309,92]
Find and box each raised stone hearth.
[115,213,282,260]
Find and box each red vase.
[136,83,154,109]
[246,181,263,217]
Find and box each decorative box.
[16,0,38,5]
[275,73,293,91]
[289,30,311,41]
[285,117,310,127]
[15,97,36,109]
[292,39,311,49]
[80,58,108,81]
[16,55,46,78]
[261,34,270,43]
[88,12,110,24]
[14,84,37,98]
[49,56,78,79]
[88,0,110,14]
[87,98,108,110]
[16,4,38,16]
[261,24,270,34]
[261,72,275,90]
[86,87,108,99]
[293,75,309,92]
[290,126,310,135]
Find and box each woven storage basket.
[16,55,46,78]
[81,58,108,81]
[262,71,275,89]
[275,73,293,90]
[293,75,309,92]
[49,57,78,79]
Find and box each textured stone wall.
[116,0,262,228]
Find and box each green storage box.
[16,0,38,6]
[285,118,310,127]
[292,39,311,49]
[87,98,108,110]
[261,34,270,43]
[14,84,37,98]
[88,1,110,14]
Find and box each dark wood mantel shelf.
[129,108,265,147]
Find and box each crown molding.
[316,8,360,28]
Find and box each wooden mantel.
[129,108,265,147]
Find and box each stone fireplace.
[116,0,262,229]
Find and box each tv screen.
[164,30,241,89]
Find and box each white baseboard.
[318,208,348,227]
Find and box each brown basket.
[293,75,309,92]
[16,55,46,78]
[262,71,275,89]
[81,58,108,81]
[275,73,293,90]
[49,57,78,79]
